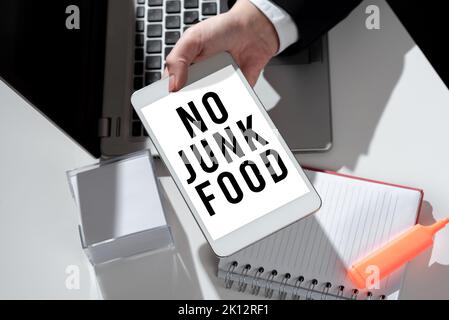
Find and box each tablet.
[131,53,321,256]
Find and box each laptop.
[0,0,332,158]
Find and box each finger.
[240,64,263,87]
[165,29,202,91]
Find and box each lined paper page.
[219,170,422,297]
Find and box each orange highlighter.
[348,217,449,289]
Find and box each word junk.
[176,91,290,217]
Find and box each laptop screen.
[0,0,108,158]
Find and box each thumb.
[240,63,264,87]
[165,30,202,92]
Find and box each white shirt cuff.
[249,0,299,53]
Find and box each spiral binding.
[237,264,251,293]
[321,282,332,300]
[336,285,345,299]
[224,261,238,289]
[250,267,264,296]
[305,279,318,300]
[292,276,304,300]
[278,273,291,300]
[264,270,277,298]
[223,261,385,300]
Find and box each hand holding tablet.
[131,53,321,256]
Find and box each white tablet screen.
[141,65,309,240]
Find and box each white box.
[67,150,173,265]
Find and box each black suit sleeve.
[270,0,363,51]
[228,0,363,52]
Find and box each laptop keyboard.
[131,0,219,138]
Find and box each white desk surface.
[1,0,448,299]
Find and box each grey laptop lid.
[256,36,332,152]
[0,0,108,158]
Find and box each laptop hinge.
[98,118,111,137]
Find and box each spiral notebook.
[218,169,423,300]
